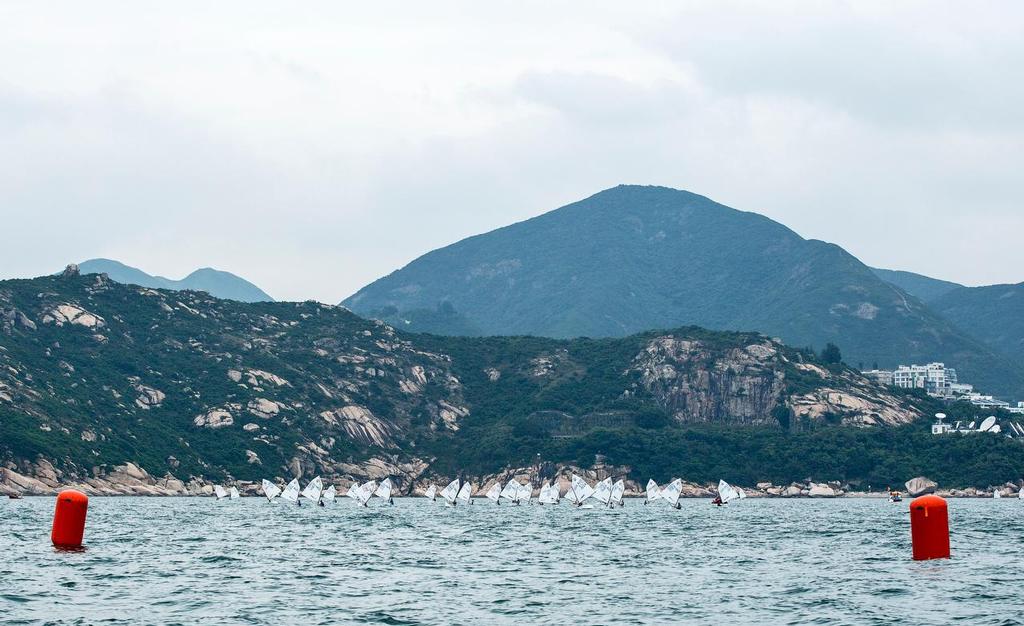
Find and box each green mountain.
[10,270,1009,491]
[929,283,1024,362]
[76,258,273,302]
[345,185,1024,398]
[871,268,964,302]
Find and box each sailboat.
[261,479,281,502]
[357,481,377,507]
[661,479,683,510]
[610,480,625,507]
[281,478,300,505]
[485,483,502,504]
[569,474,595,508]
[737,487,747,500]
[994,489,1002,499]
[537,481,553,505]
[645,479,661,505]
[456,481,473,505]
[425,485,437,501]
[1019,488,1024,500]
[717,479,740,505]
[229,486,240,500]
[374,478,394,505]
[518,482,532,505]
[499,480,521,505]
[302,477,324,505]
[592,478,613,508]
[214,485,228,500]
[440,479,460,506]
[322,485,336,505]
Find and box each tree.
[821,343,843,365]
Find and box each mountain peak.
[75,259,273,302]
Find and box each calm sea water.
[2,496,1022,625]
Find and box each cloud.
[0,2,1022,301]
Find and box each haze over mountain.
[929,283,1024,363]
[76,259,273,303]
[345,185,1024,399]
[870,268,964,303]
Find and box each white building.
[862,369,894,386]
[892,363,959,396]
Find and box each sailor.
[389,495,394,506]
[711,495,723,506]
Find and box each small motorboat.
[888,492,902,503]
[8,493,23,500]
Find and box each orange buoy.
[51,489,89,549]
[909,494,949,561]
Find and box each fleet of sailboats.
[215,474,756,510]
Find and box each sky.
[1,1,1022,303]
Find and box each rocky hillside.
[1,270,927,494]
[345,185,1024,399]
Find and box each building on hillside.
[961,393,1011,409]
[892,363,959,396]
[862,369,894,386]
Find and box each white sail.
[281,478,300,504]
[357,481,377,505]
[565,488,578,504]
[569,475,595,504]
[374,478,393,501]
[261,479,281,502]
[737,487,747,499]
[718,479,740,504]
[1019,488,1024,500]
[302,477,324,503]
[440,479,460,505]
[610,480,625,505]
[645,479,661,503]
[485,483,502,503]
[593,478,613,505]
[457,481,473,504]
[661,479,683,508]
[214,485,228,500]
[499,480,520,503]
[345,482,360,500]
[994,489,1002,499]
[518,482,532,504]
[229,486,240,499]
[322,485,336,504]
[537,481,553,504]
[425,485,437,500]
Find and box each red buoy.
[909,494,949,561]
[51,489,88,549]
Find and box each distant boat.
[261,479,281,503]
[229,486,240,499]
[322,485,336,505]
[440,479,460,507]
[485,483,502,504]
[717,480,740,505]
[214,485,228,500]
[8,493,22,500]
[374,478,394,504]
[994,489,1002,499]
[1019,489,1024,500]
[499,480,520,505]
[281,479,300,505]
[425,485,437,501]
[301,477,323,505]
[645,479,661,505]
[610,480,625,507]
[357,481,377,507]
[592,478,613,508]
[456,481,473,505]
[661,479,683,510]
[517,482,532,505]
[568,474,595,507]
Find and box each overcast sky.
[1,2,1021,302]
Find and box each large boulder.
[905,476,938,497]
[808,483,837,498]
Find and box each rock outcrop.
[905,476,938,497]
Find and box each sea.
[2,496,1021,625]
